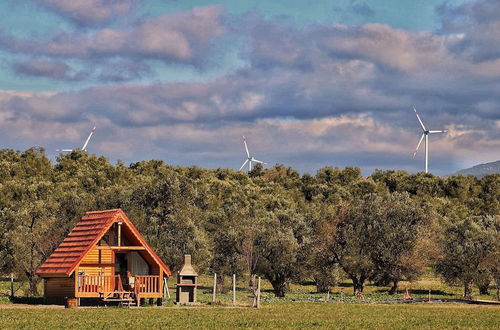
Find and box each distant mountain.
[453,160,500,178]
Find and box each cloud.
[0,5,225,66]
[351,1,375,18]
[246,19,456,74]
[0,4,499,174]
[439,0,500,62]
[12,58,70,79]
[96,59,152,82]
[11,57,90,81]
[32,0,137,27]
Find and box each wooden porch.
[76,275,163,301]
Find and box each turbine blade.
[413,134,425,158]
[56,149,73,152]
[428,130,447,134]
[239,159,249,171]
[243,136,250,158]
[252,159,265,164]
[81,125,96,151]
[412,106,426,131]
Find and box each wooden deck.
[76,275,163,299]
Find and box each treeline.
[0,148,498,299]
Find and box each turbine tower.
[412,106,447,173]
[239,136,266,172]
[57,125,97,153]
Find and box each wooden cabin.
[36,209,171,306]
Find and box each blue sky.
[0,0,498,175]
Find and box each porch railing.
[135,275,160,294]
[78,275,122,293]
[77,275,161,294]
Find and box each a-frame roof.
[36,209,171,277]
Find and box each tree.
[436,215,499,300]
[127,162,210,272]
[204,178,249,292]
[0,145,497,302]
[475,270,491,295]
[309,241,339,293]
[370,169,410,193]
[477,174,500,216]
[0,148,61,295]
[303,196,342,293]
[329,192,428,296]
[368,193,429,294]
[254,188,310,297]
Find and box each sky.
[0,0,499,176]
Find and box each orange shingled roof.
[36,209,171,277]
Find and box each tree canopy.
[0,148,498,299]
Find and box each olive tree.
[436,215,499,300]
[254,188,310,298]
[329,192,428,296]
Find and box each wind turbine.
[239,136,266,172]
[56,125,96,153]
[412,106,447,173]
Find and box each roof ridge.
[84,208,122,214]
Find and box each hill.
[454,160,500,178]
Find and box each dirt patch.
[0,304,64,309]
[408,303,500,310]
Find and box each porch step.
[101,291,136,301]
[102,297,134,301]
[100,291,139,307]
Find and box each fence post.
[232,274,236,306]
[163,277,170,298]
[10,273,14,298]
[256,276,261,308]
[212,273,217,303]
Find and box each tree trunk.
[478,280,490,295]
[272,282,287,298]
[494,276,500,301]
[315,279,330,293]
[269,277,287,298]
[249,274,255,289]
[389,280,398,295]
[249,274,258,303]
[463,280,473,300]
[27,274,39,296]
[351,277,364,297]
[216,273,226,294]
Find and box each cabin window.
[109,229,116,245]
[100,233,109,245]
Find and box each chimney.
[179,254,198,276]
[176,254,198,304]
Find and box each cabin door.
[115,253,128,289]
[130,252,149,275]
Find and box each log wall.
[44,277,75,299]
[78,244,114,276]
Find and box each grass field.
[1,273,499,329]
[0,302,499,329]
[5,269,498,305]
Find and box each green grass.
[0,302,499,329]
[188,272,499,305]
[1,274,499,329]
[2,272,499,305]
[0,278,43,299]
